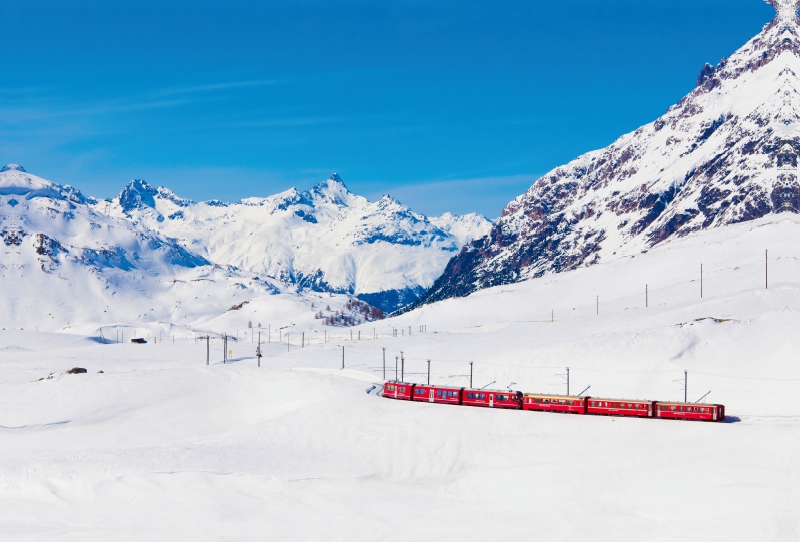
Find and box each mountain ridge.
[100,173,492,312]
[407,0,800,310]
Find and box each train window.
[535,398,542,403]
[591,402,596,407]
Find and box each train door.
[489,394,494,408]
[394,387,398,399]
[429,389,434,403]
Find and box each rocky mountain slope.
[98,174,491,312]
[412,0,800,308]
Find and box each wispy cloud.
[150,79,290,97]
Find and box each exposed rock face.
[411,0,800,308]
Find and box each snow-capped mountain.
[412,0,800,308]
[98,174,492,312]
[0,164,383,333]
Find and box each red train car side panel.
[522,394,588,414]
[462,389,522,409]
[587,399,654,418]
[383,382,415,400]
[411,385,464,405]
[655,402,725,422]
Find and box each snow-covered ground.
[3,214,799,540]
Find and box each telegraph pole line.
[427,359,431,385]
[469,361,473,388]
[395,355,399,381]
[700,263,703,298]
[206,335,209,366]
[400,351,405,382]
[340,345,345,370]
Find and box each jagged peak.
[118,179,158,212]
[303,173,354,206]
[768,0,800,23]
[377,194,402,206]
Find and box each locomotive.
[383,382,725,422]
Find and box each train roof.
[522,392,586,401]
[464,388,521,394]
[656,401,722,407]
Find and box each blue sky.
[0,0,774,217]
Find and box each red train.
[382,382,726,422]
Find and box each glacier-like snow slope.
[97,174,492,313]
[417,0,800,307]
[0,165,377,334]
[1,213,799,540]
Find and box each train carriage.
[383,382,415,400]
[411,385,464,405]
[587,398,654,418]
[655,402,725,422]
[522,394,588,414]
[462,389,522,409]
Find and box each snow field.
[3,214,800,539]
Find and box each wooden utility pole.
[206,336,209,366]
[701,264,703,298]
[427,359,431,385]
